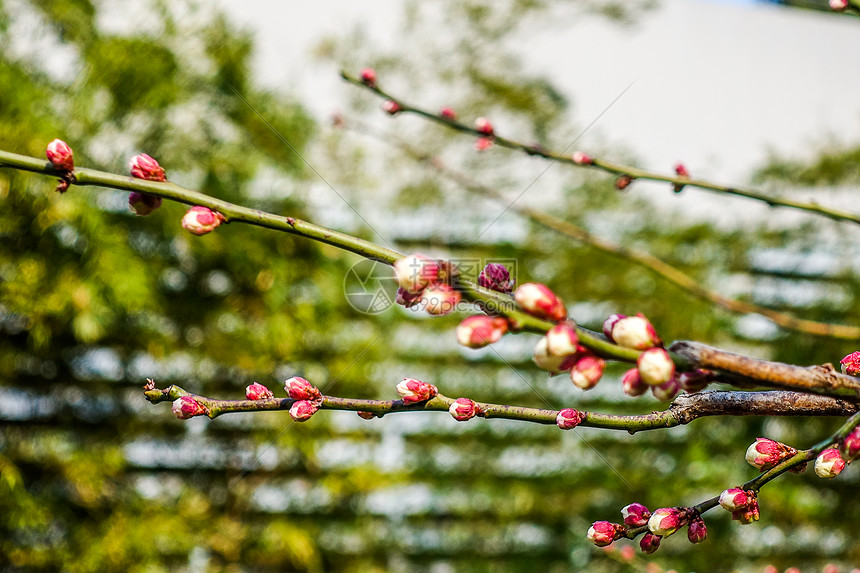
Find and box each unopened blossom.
[830,0,849,10]
[556,408,583,430]
[456,315,509,348]
[648,507,684,537]
[513,283,567,322]
[395,287,422,309]
[181,206,224,236]
[608,314,662,350]
[474,117,494,136]
[381,100,401,115]
[421,283,461,315]
[129,153,166,181]
[732,499,760,524]
[532,337,577,373]
[359,67,377,86]
[571,151,593,165]
[687,517,707,544]
[621,503,651,527]
[289,400,319,422]
[639,532,661,554]
[678,369,713,393]
[46,139,74,171]
[621,368,648,397]
[673,162,690,193]
[478,263,515,293]
[602,313,625,339]
[570,354,605,390]
[545,323,579,357]
[475,136,494,151]
[651,376,680,401]
[284,376,321,401]
[128,191,163,216]
[586,521,624,547]
[449,397,480,421]
[637,347,675,386]
[840,351,860,376]
[172,396,207,420]
[245,382,273,400]
[840,425,860,461]
[615,174,633,190]
[396,378,438,403]
[718,488,750,512]
[745,438,796,471]
[815,448,846,478]
[439,107,457,120]
[393,254,441,294]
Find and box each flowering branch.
[341,71,860,227]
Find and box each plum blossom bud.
[285,376,321,401]
[840,426,860,461]
[396,287,422,309]
[609,314,662,349]
[128,191,163,216]
[621,368,648,397]
[396,378,437,403]
[513,283,567,322]
[456,315,509,348]
[289,400,319,422]
[440,107,457,120]
[603,314,625,339]
[359,67,377,86]
[732,499,760,524]
[718,488,750,512]
[545,323,579,357]
[745,438,796,471]
[475,136,494,151]
[129,153,166,182]
[46,139,74,171]
[637,347,675,386]
[421,283,461,315]
[474,117,494,136]
[245,382,273,400]
[182,206,224,236]
[673,162,690,193]
[621,503,651,527]
[678,369,713,393]
[393,254,441,294]
[648,507,684,537]
[382,100,401,115]
[815,448,846,478]
[639,533,661,554]
[615,175,633,190]
[586,521,624,547]
[556,408,582,430]
[357,411,375,420]
[449,397,480,421]
[570,354,605,390]
[651,376,680,401]
[532,337,577,373]
[687,517,707,544]
[172,396,207,420]
[478,263,515,293]
[830,0,849,10]
[840,351,860,376]
[571,151,593,166]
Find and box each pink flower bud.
[421,283,461,315]
[556,408,582,430]
[674,163,690,178]
[687,517,707,544]
[719,488,750,512]
[129,153,166,182]
[571,151,593,166]
[830,0,849,10]
[475,136,494,151]
[745,438,796,471]
[474,117,494,136]
[570,353,605,390]
[532,337,577,373]
[396,377,437,403]
[513,283,567,322]
[621,368,648,397]
[449,397,480,421]
[609,314,662,349]
[359,67,377,86]
[637,347,675,386]
[181,206,224,236]
[439,107,457,120]
[732,499,760,524]
[615,175,633,190]
[651,376,680,401]
[456,315,509,348]
[545,323,580,357]
[382,100,401,115]
[621,503,651,527]
[815,448,846,478]
[678,369,713,393]
[840,351,860,376]
[639,532,661,554]
[284,377,321,401]
[396,287,422,309]
[128,192,163,216]
[245,382,273,400]
[289,399,319,422]
[586,521,624,547]
[172,396,207,419]
[602,313,626,339]
[393,254,441,294]
[840,426,860,461]
[478,263,514,293]
[46,139,74,171]
[648,507,684,537]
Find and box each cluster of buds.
[128,154,166,215]
[673,162,690,193]
[393,254,462,316]
[745,438,797,472]
[396,377,438,404]
[171,395,208,420]
[46,139,75,192]
[474,117,495,151]
[181,206,225,236]
[531,322,607,390]
[719,488,760,524]
[588,503,705,554]
[285,376,323,422]
[449,397,481,421]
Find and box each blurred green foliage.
[2,1,860,572]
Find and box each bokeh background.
[3,0,860,571]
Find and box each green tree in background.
[2,1,860,572]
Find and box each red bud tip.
[815,448,846,478]
[421,283,461,316]
[46,139,74,171]
[456,315,509,348]
[289,400,319,422]
[674,162,690,178]
[396,378,438,403]
[478,263,515,293]
[745,437,796,471]
[571,151,593,166]
[648,507,685,537]
[621,503,651,527]
[830,0,849,10]
[172,396,207,420]
[181,206,224,235]
[586,521,624,547]
[621,368,648,397]
[449,397,480,421]
[474,117,494,136]
[840,426,860,461]
[513,283,567,322]
[128,192,163,216]
[475,136,494,151]
[129,153,166,182]
[359,67,377,86]
[639,532,661,554]
[284,376,321,401]
[393,254,442,294]
[840,351,860,376]
[687,517,707,544]
[245,382,273,400]
[440,107,457,120]
[651,376,680,401]
[570,354,605,390]
[382,100,401,115]
[609,314,662,349]
[556,408,582,430]
[615,174,633,190]
[719,488,751,512]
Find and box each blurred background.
[2,0,860,571]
